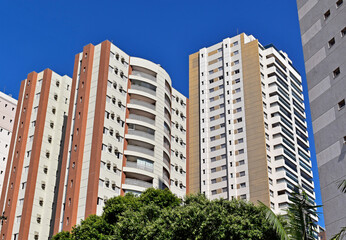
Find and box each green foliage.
[53,188,280,240]
[261,186,321,240]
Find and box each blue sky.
[0,0,324,226]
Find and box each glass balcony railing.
[126,161,154,173]
[126,145,154,156]
[124,178,153,188]
[129,99,155,110]
[127,129,155,140]
[131,70,156,82]
[163,157,170,169]
[163,174,169,183]
[131,84,156,96]
[128,114,155,125]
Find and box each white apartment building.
[0,70,72,240]
[0,92,17,197]
[189,33,315,214]
[51,41,187,236]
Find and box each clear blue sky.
[0,0,324,227]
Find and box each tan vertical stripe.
[85,41,111,217]
[53,54,80,235]
[0,72,38,240]
[188,52,200,193]
[240,33,270,206]
[62,44,95,231]
[19,69,52,240]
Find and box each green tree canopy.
[53,188,279,240]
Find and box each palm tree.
[331,179,346,240]
[260,185,321,240]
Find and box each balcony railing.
[126,145,154,156]
[131,70,156,82]
[127,129,155,140]
[163,157,170,169]
[163,174,169,183]
[124,178,153,188]
[164,142,170,152]
[129,99,155,110]
[126,161,154,173]
[164,113,171,123]
[130,85,156,96]
[128,114,155,125]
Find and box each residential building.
[0,92,17,197]
[0,70,72,240]
[297,0,346,237]
[188,33,315,215]
[0,41,188,239]
[52,41,187,235]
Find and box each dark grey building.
[296,0,346,238]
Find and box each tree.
[53,188,280,240]
[261,185,321,240]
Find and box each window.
[233,41,238,46]
[336,0,343,8]
[239,171,245,177]
[324,10,330,20]
[234,69,240,74]
[56,81,60,87]
[239,160,245,165]
[54,94,58,101]
[338,99,345,110]
[341,27,346,37]
[328,38,335,48]
[333,67,341,78]
[344,136,346,144]
[240,182,246,188]
[233,50,239,55]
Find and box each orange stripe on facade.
[19,69,53,240]
[0,72,38,240]
[62,44,95,231]
[52,54,80,235]
[84,40,111,217]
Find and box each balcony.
[126,145,154,156]
[127,129,155,140]
[129,99,155,110]
[128,114,155,125]
[131,69,156,82]
[163,157,170,169]
[131,84,156,96]
[126,161,154,173]
[163,174,169,183]
[124,178,153,188]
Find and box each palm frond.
[331,226,346,240]
[258,201,289,240]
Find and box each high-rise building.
[52,41,187,235]
[296,0,346,237]
[0,41,187,239]
[188,33,315,214]
[0,69,72,240]
[0,92,17,197]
